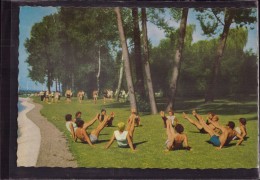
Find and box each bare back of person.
[173,133,186,149]
[218,127,237,146]
[75,128,85,142]
[225,128,237,145]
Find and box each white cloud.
[147,22,166,46]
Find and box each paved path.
[17,98,77,167]
[17,98,41,166]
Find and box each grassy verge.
[32,96,258,169]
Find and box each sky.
[18,7,258,91]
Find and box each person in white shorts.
[74,113,111,146]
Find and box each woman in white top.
[65,114,77,141]
[160,110,178,128]
[105,115,136,151]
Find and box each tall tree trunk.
[97,47,101,92]
[166,8,189,111]
[132,8,145,97]
[141,8,158,114]
[47,70,51,92]
[55,78,58,91]
[205,9,235,102]
[58,80,61,92]
[115,7,137,110]
[71,73,74,91]
[115,54,124,101]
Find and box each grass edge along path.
[32,97,258,169]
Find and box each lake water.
[18,100,25,138]
[18,100,25,112]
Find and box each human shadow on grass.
[98,133,109,135]
[95,139,110,143]
[75,139,109,144]
[189,131,206,134]
[133,140,148,148]
[205,141,244,148]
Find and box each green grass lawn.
[33,96,258,169]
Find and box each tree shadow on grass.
[133,140,148,148]
[177,102,257,116]
[246,116,258,121]
[196,103,257,115]
[102,102,129,109]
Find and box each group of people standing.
[40,88,128,105]
[39,90,61,103]
[40,89,85,104]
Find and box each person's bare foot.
[182,112,188,119]
[160,111,165,117]
[192,109,197,116]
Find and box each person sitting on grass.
[192,110,244,150]
[128,108,141,127]
[65,114,77,140]
[74,111,82,121]
[74,114,111,146]
[206,112,220,132]
[98,109,115,127]
[233,118,247,140]
[165,117,191,151]
[183,112,220,134]
[105,115,136,151]
[160,109,178,128]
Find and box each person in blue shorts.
[192,110,244,150]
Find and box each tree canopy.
[25,7,257,110]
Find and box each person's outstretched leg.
[192,110,216,137]
[183,112,203,130]
[127,115,136,139]
[165,119,175,150]
[91,116,109,137]
[80,129,94,147]
[83,115,98,130]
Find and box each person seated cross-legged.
[105,115,136,151]
[165,118,191,151]
[192,110,243,150]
